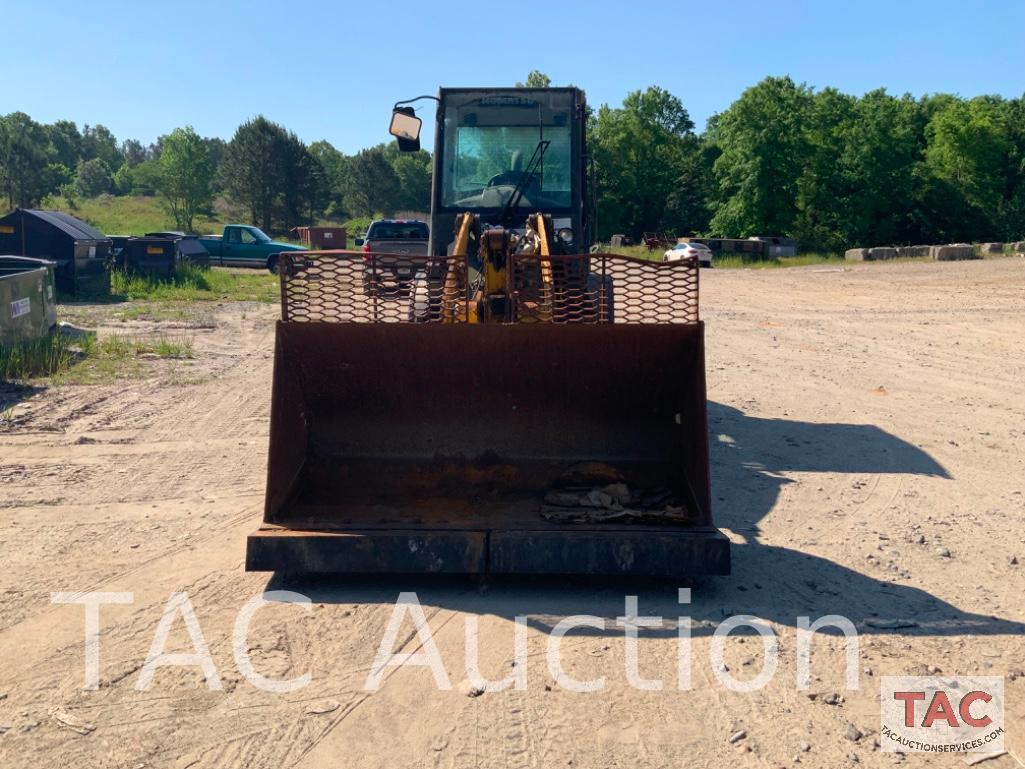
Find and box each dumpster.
[0,209,110,296]
[0,256,58,345]
[109,235,132,267]
[291,226,347,250]
[122,236,178,276]
[145,233,210,268]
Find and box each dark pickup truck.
[356,219,430,295]
[198,225,305,272]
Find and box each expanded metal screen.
[279,251,699,324]
[279,251,468,323]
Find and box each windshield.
[248,227,271,242]
[368,221,429,239]
[440,92,574,210]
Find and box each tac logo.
[880,676,1005,753]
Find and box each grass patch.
[31,193,314,244]
[37,194,222,236]
[0,334,75,381]
[713,253,843,269]
[84,333,194,360]
[150,336,194,359]
[599,242,844,269]
[600,243,663,260]
[109,265,279,303]
[54,333,195,385]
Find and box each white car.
[663,241,713,268]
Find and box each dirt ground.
[1,257,1023,768]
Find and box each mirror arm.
[392,95,441,110]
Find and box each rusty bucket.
[245,252,730,576]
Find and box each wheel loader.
[245,87,730,576]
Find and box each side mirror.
[389,107,421,152]
[354,237,365,247]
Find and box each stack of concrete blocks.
[978,242,1004,255]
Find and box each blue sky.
[5,0,1023,153]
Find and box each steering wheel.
[487,171,524,188]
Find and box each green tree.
[995,95,1025,240]
[591,87,697,238]
[80,124,123,171]
[46,120,82,170]
[114,158,162,196]
[662,138,717,237]
[791,87,856,252]
[516,70,552,88]
[220,116,287,230]
[383,142,432,212]
[0,112,51,208]
[840,91,922,248]
[45,163,74,194]
[346,147,401,216]
[220,117,327,230]
[709,76,813,237]
[121,138,149,167]
[925,97,1007,208]
[159,126,213,232]
[279,131,327,228]
[309,139,347,216]
[73,157,113,197]
[202,136,227,192]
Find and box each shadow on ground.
[265,402,1023,639]
[0,383,44,417]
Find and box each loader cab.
[390,88,591,257]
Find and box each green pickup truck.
[198,225,305,272]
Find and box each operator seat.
[487,150,525,187]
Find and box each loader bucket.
[246,251,730,576]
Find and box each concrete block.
[845,248,870,261]
[896,245,932,258]
[931,244,978,261]
[867,247,898,260]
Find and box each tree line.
[2,73,1023,249]
[592,77,1024,249]
[0,113,429,234]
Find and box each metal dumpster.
[122,236,178,276]
[0,209,110,296]
[0,256,58,345]
[144,233,211,268]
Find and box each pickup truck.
[198,225,305,272]
[355,219,430,295]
